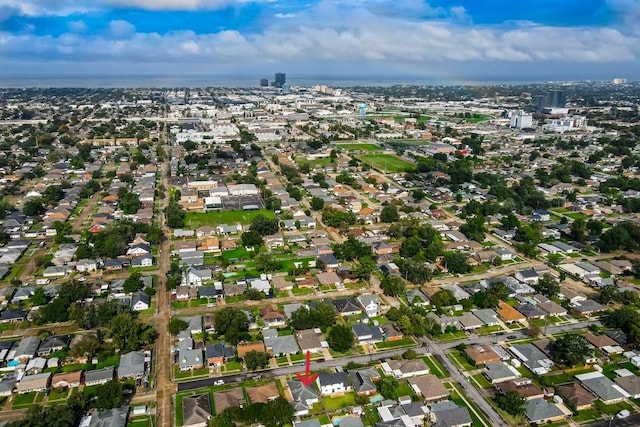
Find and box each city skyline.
[1,0,640,82]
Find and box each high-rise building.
[547,90,566,108]
[275,72,286,88]
[260,78,269,87]
[613,78,627,85]
[281,83,291,94]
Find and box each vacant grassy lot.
[359,154,415,173]
[296,157,334,169]
[185,209,275,227]
[335,143,380,151]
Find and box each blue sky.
[0,0,639,82]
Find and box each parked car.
[214,379,224,386]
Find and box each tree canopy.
[550,333,592,367]
[214,308,249,345]
[327,325,354,353]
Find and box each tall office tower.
[282,83,291,94]
[260,78,269,87]
[546,90,566,108]
[275,72,286,88]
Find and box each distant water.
[0,74,544,89]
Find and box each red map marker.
[296,350,318,386]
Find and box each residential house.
[333,298,362,316]
[38,335,70,357]
[10,336,41,363]
[289,379,320,415]
[317,272,342,288]
[246,382,280,403]
[85,367,115,386]
[82,405,129,427]
[406,289,430,307]
[213,388,245,414]
[352,324,384,344]
[510,343,555,375]
[131,293,151,311]
[356,294,381,317]
[16,372,51,394]
[381,359,430,379]
[556,382,595,410]
[484,362,522,384]
[182,394,212,427]
[131,254,153,268]
[316,372,351,395]
[471,309,500,326]
[495,378,544,400]
[575,372,628,404]
[118,351,146,380]
[525,398,568,425]
[261,309,287,328]
[497,301,525,324]
[429,401,472,427]
[265,335,299,357]
[297,329,326,353]
[205,343,235,367]
[408,375,449,402]
[348,367,380,396]
[51,371,83,388]
[464,345,501,367]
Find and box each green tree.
[30,287,48,306]
[250,214,279,236]
[443,252,471,274]
[169,318,188,335]
[165,201,186,228]
[261,397,295,427]
[123,272,144,293]
[431,289,456,308]
[244,350,270,371]
[460,214,487,242]
[494,391,526,416]
[570,218,587,242]
[245,288,266,300]
[328,325,354,353]
[310,197,325,211]
[255,254,281,272]
[119,192,141,214]
[587,219,604,236]
[533,274,560,298]
[380,204,400,223]
[550,333,591,367]
[23,198,45,216]
[93,380,123,410]
[380,274,406,297]
[240,230,264,248]
[214,308,249,345]
[376,377,399,399]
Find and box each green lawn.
[571,408,602,423]
[359,154,415,173]
[48,387,70,401]
[335,143,380,151]
[221,247,250,260]
[593,400,633,415]
[471,374,492,389]
[375,337,415,349]
[448,350,475,371]
[96,355,120,369]
[422,355,449,379]
[12,392,40,408]
[174,366,209,381]
[323,393,356,410]
[185,209,275,228]
[394,381,415,397]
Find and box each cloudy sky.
[0,0,639,82]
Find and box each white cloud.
[109,20,136,38]
[0,1,639,76]
[275,12,295,18]
[67,20,88,33]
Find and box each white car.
[213,379,224,386]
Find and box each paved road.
[585,414,640,427]
[153,144,175,427]
[177,346,420,392]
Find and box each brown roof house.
[408,375,449,402]
[297,329,326,353]
[556,382,595,410]
[182,394,212,427]
[213,388,245,414]
[497,301,526,323]
[237,341,266,358]
[247,382,280,404]
[51,371,83,388]
[495,378,544,400]
[464,345,501,367]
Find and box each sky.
[1,0,640,83]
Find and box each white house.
[357,294,381,317]
[316,372,351,395]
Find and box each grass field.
[335,143,380,151]
[296,157,334,169]
[359,154,415,173]
[184,209,275,227]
